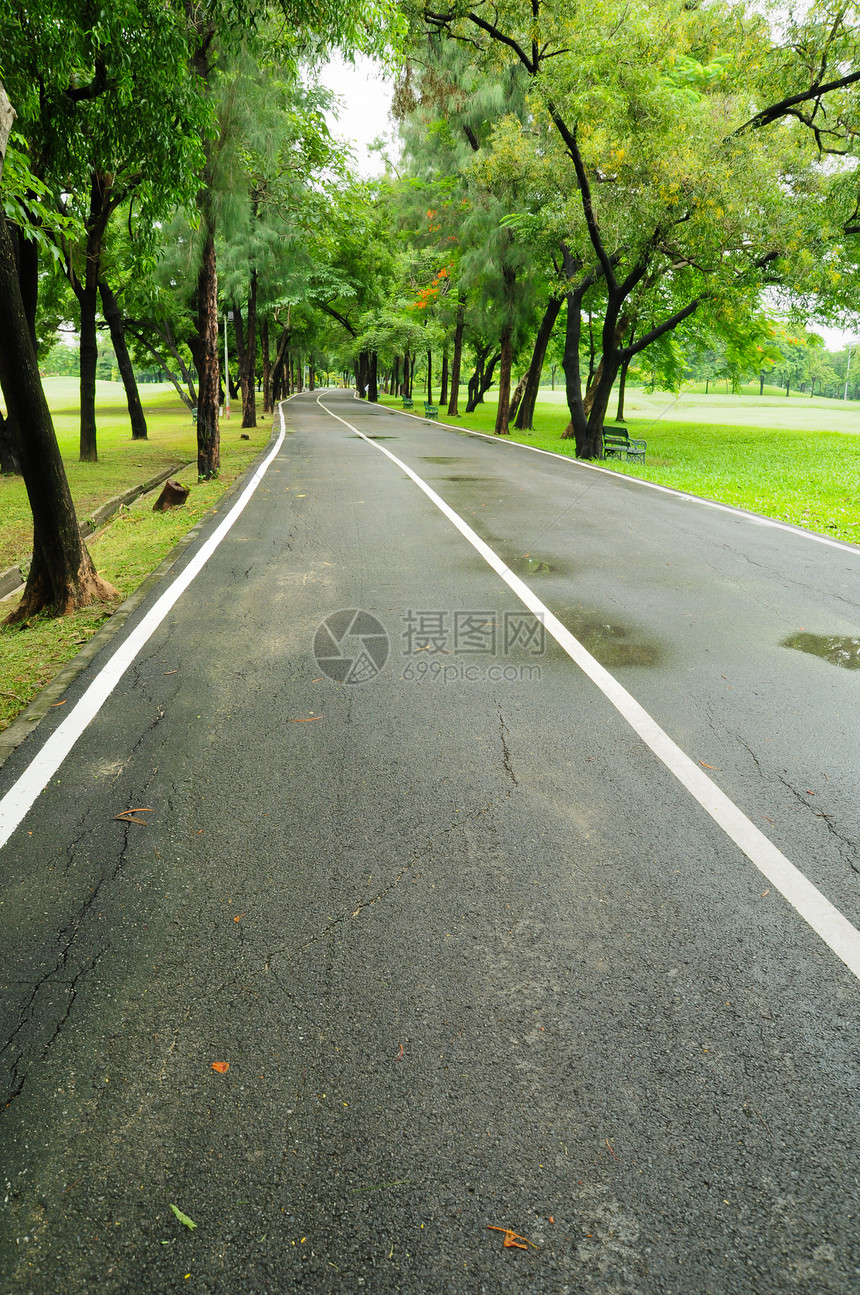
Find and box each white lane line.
[0,407,289,851]
[323,395,860,983]
[360,393,859,555]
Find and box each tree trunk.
[494,323,514,434]
[466,342,493,412]
[759,372,765,395]
[508,366,530,426]
[392,355,400,396]
[243,284,257,429]
[10,222,38,344]
[99,279,148,439]
[447,294,466,417]
[465,354,484,412]
[515,296,561,430]
[427,348,432,404]
[440,348,448,408]
[368,352,378,402]
[616,352,632,422]
[78,277,99,461]
[560,287,591,453]
[586,358,622,453]
[233,296,257,428]
[262,318,272,413]
[0,407,22,474]
[191,222,220,479]
[72,171,116,463]
[0,205,117,622]
[468,350,501,412]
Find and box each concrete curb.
[0,566,23,599]
[0,426,279,770]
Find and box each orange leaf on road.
[211,1062,229,1074]
[487,1225,534,1250]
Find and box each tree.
[0,83,118,623]
[420,0,860,456]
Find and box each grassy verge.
[0,382,269,735]
[379,390,860,546]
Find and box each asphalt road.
[1,390,859,1294]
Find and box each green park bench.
[602,426,646,463]
[402,396,414,409]
[423,402,439,420]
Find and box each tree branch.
[624,298,702,357]
[65,60,108,102]
[735,66,860,134]
[463,11,537,73]
[319,302,357,336]
[551,111,617,291]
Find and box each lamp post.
[844,342,855,402]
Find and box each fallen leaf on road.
[211,1062,229,1074]
[113,810,151,826]
[169,1204,198,1229]
[290,717,321,722]
[233,913,246,922]
[699,762,719,770]
[761,889,770,897]
[51,700,67,707]
[396,1043,404,1060]
[487,1225,537,1250]
[605,1139,618,1159]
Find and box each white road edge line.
[0,405,289,851]
[324,394,860,983]
[359,392,859,555]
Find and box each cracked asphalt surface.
[1,389,859,1293]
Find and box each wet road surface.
[1,390,859,1293]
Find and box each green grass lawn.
[0,379,206,569]
[380,386,860,546]
[0,381,270,733]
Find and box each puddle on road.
[421,455,458,464]
[551,607,662,667]
[445,475,487,483]
[781,631,860,670]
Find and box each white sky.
[320,55,395,178]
